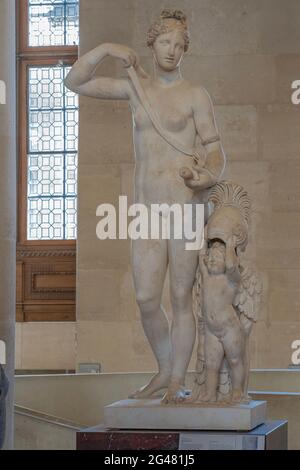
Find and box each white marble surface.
[65,10,226,404]
[104,399,267,431]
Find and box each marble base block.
[77,421,287,450]
[104,399,267,431]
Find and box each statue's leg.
[223,324,246,403]
[129,237,172,399]
[217,358,232,403]
[200,328,224,402]
[188,319,206,402]
[161,236,198,404]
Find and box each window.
[18,0,79,242]
[17,0,79,322]
[27,65,78,240]
[28,0,79,47]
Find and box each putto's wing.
[234,265,262,322]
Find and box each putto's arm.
[225,237,241,284]
[192,87,226,186]
[64,43,143,100]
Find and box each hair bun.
[147,10,190,52]
[161,9,187,23]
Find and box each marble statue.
[65,9,226,404]
[190,182,262,405]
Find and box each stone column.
[0,0,16,450]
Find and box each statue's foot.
[231,389,243,404]
[242,393,252,403]
[199,391,217,403]
[129,373,170,399]
[217,394,232,405]
[185,383,205,403]
[161,380,187,405]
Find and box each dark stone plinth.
[77,420,288,450]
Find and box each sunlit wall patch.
[0,340,6,365]
[0,80,6,104]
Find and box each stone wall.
[76,0,300,372]
[15,323,76,372]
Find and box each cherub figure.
[196,237,245,403]
[190,181,262,405]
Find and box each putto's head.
[147,10,190,71]
[207,239,226,275]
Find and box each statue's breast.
[132,104,153,130]
[132,100,190,133]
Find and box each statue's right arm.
[64,43,139,100]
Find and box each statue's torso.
[129,79,204,206]
[202,275,239,336]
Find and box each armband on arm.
[201,134,221,147]
[201,137,226,185]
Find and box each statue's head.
[147,10,190,71]
[207,240,226,275]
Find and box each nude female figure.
[65,10,226,403]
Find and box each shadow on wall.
[0,364,9,449]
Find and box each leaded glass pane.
[65,154,77,195]
[28,0,79,47]
[28,197,65,240]
[28,154,64,196]
[27,65,78,240]
[65,197,77,239]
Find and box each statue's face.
[207,243,226,275]
[152,26,185,71]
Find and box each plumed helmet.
[207,181,251,253]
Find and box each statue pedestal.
[77,420,288,450]
[104,398,266,432]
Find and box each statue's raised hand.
[106,43,139,68]
[106,43,148,78]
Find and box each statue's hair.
[208,181,251,225]
[147,9,190,52]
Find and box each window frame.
[17,0,79,246]
[16,0,78,323]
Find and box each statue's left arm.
[186,87,226,190]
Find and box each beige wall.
[15,323,76,371]
[75,0,300,373]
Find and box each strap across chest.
[127,66,220,166]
